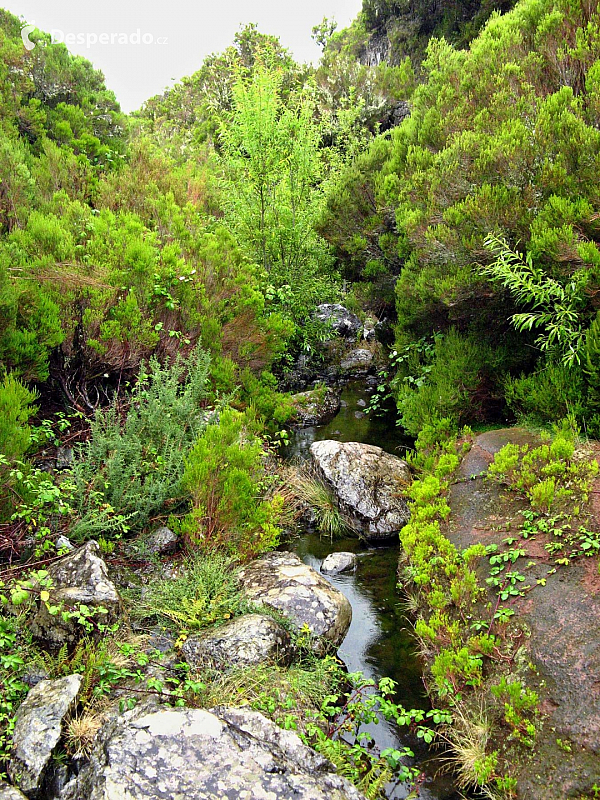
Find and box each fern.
[35,642,70,677]
[482,234,587,366]
[137,552,248,633]
[360,762,393,800]
[35,639,90,678]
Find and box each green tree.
[219,64,336,322]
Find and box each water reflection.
[283,380,412,462]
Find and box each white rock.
[31,541,121,645]
[310,440,411,540]
[321,552,357,575]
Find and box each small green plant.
[491,677,538,746]
[134,552,249,638]
[304,673,432,796]
[487,429,597,516]
[2,460,76,558]
[529,477,556,511]
[0,615,29,776]
[442,705,499,792]
[556,737,572,753]
[0,374,38,464]
[431,647,483,695]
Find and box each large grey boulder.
[315,304,362,340]
[60,705,366,800]
[310,440,411,540]
[291,387,341,428]
[238,552,351,654]
[0,783,28,800]
[9,674,81,798]
[31,541,121,645]
[182,613,293,670]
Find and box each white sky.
[6,0,362,112]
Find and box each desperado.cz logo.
[20,22,167,50]
[20,22,36,50]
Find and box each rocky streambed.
[2,379,460,800]
[11,375,599,799]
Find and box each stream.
[282,381,459,799]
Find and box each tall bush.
[0,374,37,461]
[181,408,283,557]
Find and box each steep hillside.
[322,0,600,436]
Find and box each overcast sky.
[7,0,362,112]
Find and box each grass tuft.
[286,463,349,539]
[441,702,497,793]
[65,709,105,758]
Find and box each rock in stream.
[321,552,357,575]
[310,440,411,540]
[238,551,351,654]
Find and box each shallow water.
[282,382,459,799]
[284,380,412,461]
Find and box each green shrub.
[0,275,64,382]
[181,408,283,557]
[487,443,521,483]
[529,478,556,512]
[487,428,598,514]
[239,369,295,428]
[504,362,586,426]
[0,374,37,461]
[584,312,600,409]
[70,347,211,539]
[408,474,442,505]
[431,647,483,696]
[397,330,489,436]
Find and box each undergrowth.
[397,418,539,798]
[131,552,251,641]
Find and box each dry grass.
[65,708,105,758]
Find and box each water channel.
[282,381,460,799]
